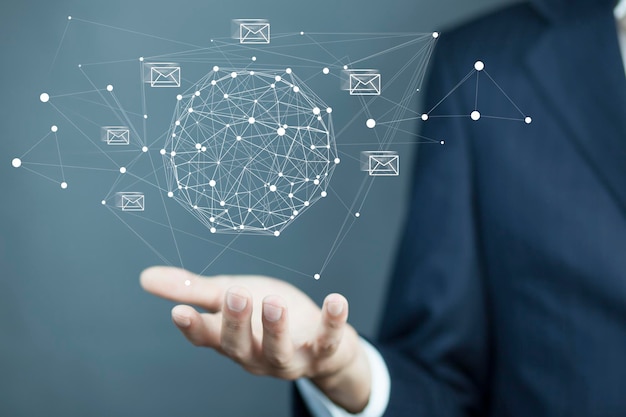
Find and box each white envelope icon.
[239,21,270,44]
[366,152,399,176]
[117,193,145,211]
[349,71,381,96]
[106,127,130,145]
[150,65,181,87]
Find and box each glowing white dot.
[68,16,72,20]
[274,231,280,237]
[239,225,245,230]
[252,56,257,61]
[236,135,242,141]
[176,94,182,101]
[355,212,361,218]
[314,274,320,280]
[343,65,348,70]
[39,93,50,103]
[322,67,330,74]
[313,179,320,185]
[421,114,429,121]
[201,146,206,152]
[277,127,286,136]
[139,57,144,62]
[11,158,21,168]
[210,227,216,233]
[213,66,219,72]
[144,114,148,119]
[195,143,202,149]
[269,185,277,192]
[106,85,113,92]
[188,107,194,113]
[471,111,481,121]
[286,68,292,74]
[275,75,281,82]
[194,91,201,96]
[219,201,225,207]
[168,191,174,197]
[61,182,68,189]
[474,61,485,71]
[223,93,229,99]
[171,151,176,156]
[270,83,276,88]
[119,167,127,174]
[334,158,341,164]
[211,80,217,86]
[440,140,445,145]
[210,217,215,222]
[525,116,532,124]
[292,210,299,216]
[209,180,216,187]
[101,200,106,205]
[142,146,148,152]
[321,191,327,197]
[249,71,255,75]
[432,32,439,38]
[248,117,255,124]
[310,145,316,150]
[326,107,333,113]
[366,119,376,128]
[304,201,310,206]
[184,280,191,286]
[50,125,58,133]
[293,86,300,93]
[175,120,181,126]
[300,31,304,35]
[231,72,238,78]
[160,149,166,155]
[288,193,294,198]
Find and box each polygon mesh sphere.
[163,68,338,236]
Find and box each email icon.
[147,63,181,88]
[236,19,270,44]
[103,127,130,145]
[362,151,399,176]
[116,192,145,212]
[348,70,381,96]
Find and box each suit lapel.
[525,7,626,212]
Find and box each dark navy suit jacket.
[295,0,626,415]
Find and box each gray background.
[0,0,516,415]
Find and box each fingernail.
[172,313,191,328]
[226,291,248,312]
[327,301,344,317]
[264,303,283,322]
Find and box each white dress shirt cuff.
[296,338,390,417]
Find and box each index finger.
[140,266,229,312]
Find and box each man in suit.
[141,0,626,415]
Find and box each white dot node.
[525,116,532,124]
[321,191,327,197]
[293,210,299,216]
[275,75,281,82]
[61,182,68,189]
[286,68,292,74]
[219,201,225,207]
[142,146,148,152]
[236,135,242,141]
[471,111,481,121]
[252,56,257,61]
[168,191,174,197]
[313,107,321,115]
[366,118,376,128]
[11,158,21,168]
[343,65,348,70]
[231,72,238,78]
[210,227,216,233]
[160,149,166,155]
[322,67,330,75]
[139,57,144,62]
[175,120,181,126]
[195,143,202,149]
[248,117,255,124]
[310,145,316,150]
[326,107,332,113]
[293,86,300,93]
[421,114,429,121]
[51,125,58,132]
[288,193,294,198]
[269,185,277,192]
[211,80,217,86]
[304,201,310,206]
[355,212,361,217]
[39,93,50,103]
[433,32,439,38]
[101,200,106,205]
[68,16,72,20]
[300,31,304,35]
[194,91,201,96]
[184,280,191,286]
[440,140,445,145]
[224,93,229,99]
[213,66,219,72]
[119,167,127,174]
[171,151,176,156]
[209,179,216,187]
[274,231,280,237]
[313,179,320,185]
[474,61,485,71]
[176,94,183,101]
[106,85,113,92]
[277,127,286,136]
[249,71,255,75]
[314,274,320,280]
[334,158,341,164]
[188,107,194,113]
[201,146,207,152]
[144,114,148,119]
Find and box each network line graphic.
[12,16,531,280]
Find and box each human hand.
[140,266,371,413]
